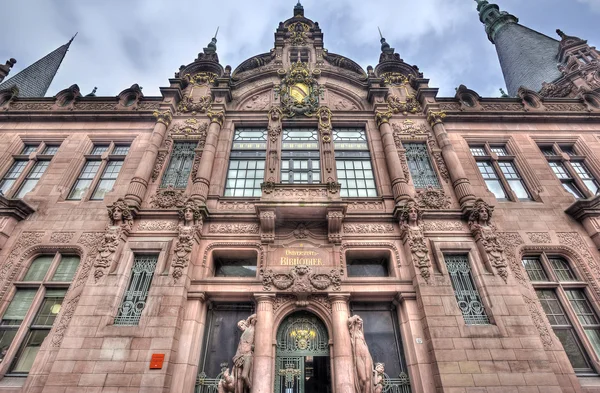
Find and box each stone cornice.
[565,195,600,222]
[0,194,35,221]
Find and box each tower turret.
[475,0,562,96]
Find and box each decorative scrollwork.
[260,265,342,292]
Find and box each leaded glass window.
[114,254,159,326]
[68,160,101,200]
[15,161,49,198]
[476,161,508,200]
[91,160,123,200]
[404,143,440,188]
[161,142,196,188]
[334,128,377,197]
[541,144,598,198]
[282,128,320,184]
[566,289,600,358]
[444,254,490,325]
[225,128,266,197]
[42,145,59,155]
[522,257,548,281]
[21,145,38,155]
[549,257,577,282]
[0,160,28,195]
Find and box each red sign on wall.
[150,353,165,369]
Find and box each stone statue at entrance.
[232,314,256,393]
[348,315,374,393]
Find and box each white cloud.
[577,0,600,13]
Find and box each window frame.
[0,252,80,377]
[0,141,60,198]
[159,141,198,189]
[333,127,378,198]
[523,252,600,375]
[539,143,600,199]
[469,142,532,202]
[223,128,267,198]
[67,141,130,201]
[281,127,321,185]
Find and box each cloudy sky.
[2,0,599,98]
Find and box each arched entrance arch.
[275,311,331,393]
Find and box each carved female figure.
[107,198,133,231]
[178,199,201,228]
[468,199,508,282]
[400,200,431,282]
[233,314,256,393]
[373,363,385,393]
[348,315,374,393]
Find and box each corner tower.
[475,0,562,96]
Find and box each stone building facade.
[1,2,600,393]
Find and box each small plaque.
[150,353,165,369]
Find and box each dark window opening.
[213,250,257,278]
[346,250,390,277]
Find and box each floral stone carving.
[150,186,187,209]
[93,226,123,282]
[415,186,451,210]
[399,200,431,283]
[468,199,509,283]
[260,265,342,292]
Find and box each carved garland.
[260,265,342,292]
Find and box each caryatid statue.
[232,314,256,393]
[348,315,374,393]
[399,199,432,282]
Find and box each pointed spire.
[294,1,304,17]
[0,35,75,97]
[474,0,518,43]
[377,27,394,54]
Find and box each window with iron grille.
[524,252,600,374]
[539,143,599,198]
[444,254,490,325]
[0,253,79,374]
[68,143,130,200]
[404,143,440,188]
[469,143,531,201]
[224,128,267,197]
[281,128,320,184]
[161,142,196,189]
[114,254,159,326]
[333,128,377,197]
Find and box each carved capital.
[206,109,225,126]
[426,110,446,127]
[153,110,173,126]
[259,211,276,243]
[375,110,393,127]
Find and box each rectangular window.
[214,257,257,277]
[90,145,109,155]
[15,160,49,198]
[112,145,130,155]
[476,161,508,199]
[114,254,158,326]
[0,289,37,361]
[160,142,197,189]
[549,162,584,198]
[549,257,577,282]
[334,128,377,197]
[346,258,389,277]
[490,146,508,156]
[225,128,267,197]
[540,146,557,156]
[522,257,548,281]
[404,142,440,188]
[444,254,490,325]
[469,146,486,157]
[51,255,80,282]
[536,289,593,372]
[282,128,320,184]
[566,289,600,358]
[21,145,38,155]
[10,289,66,374]
[91,160,123,200]
[0,160,28,195]
[571,161,599,195]
[42,146,58,155]
[68,160,101,200]
[497,161,530,199]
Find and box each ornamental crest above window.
[275,61,323,118]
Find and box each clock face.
[290,82,309,104]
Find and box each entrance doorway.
[275,311,331,393]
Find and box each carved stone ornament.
[275,61,323,118]
[209,223,260,234]
[527,232,552,244]
[288,21,310,45]
[468,199,509,283]
[50,232,75,243]
[399,200,432,283]
[93,226,123,282]
[260,211,276,243]
[0,231,44,302]
[523,296,554,348]
[392,120,428,140]
[347,315,375,393]
[375,110,393,127]
[426,110,446,127]
[327,211,344,244]
[381,72,409,86]
[387,95,422,115]
[423,221,463,232]
[497,232,526,286]
[260,264,342,292]
[170,118,209,136]
[184,72,218,86]
[178,198,203,229]
[347,201,385,211]
[343,223,394,234]
[177,94,212,114]
[243,92,270,110]
[171,224,198,281]
[415,186,451,210]
[153,110,173,126]
[152,150,168,182]
[138,221,178,231]
[107,198,133,232]
[150,186,187,209]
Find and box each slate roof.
[495,23,563,96]
[0,37,73,97]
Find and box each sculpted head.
[469,199,493,225]
[375,363,385,374]
[268,106,283,122]
[347,315,364,331]
[178,199,201,225]
[400,200,422,226]
[107,198,132,226]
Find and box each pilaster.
[252,294,276,393]
[329,293,356,393]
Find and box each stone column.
[329,293,356,393]
[191,109,224,202]
[124,110,172,208]
[252,294,275,393]
[427,110,475,207]
[376,112,411,203]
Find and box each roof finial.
[214,27,219,39]
[378,26,383,40]
[205,27,218,54]
[474,0,518,43]
[294,1,304,17]
[378,27,393,54]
